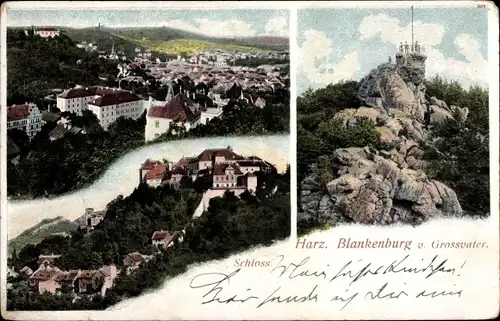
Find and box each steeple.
[166,82,174,102]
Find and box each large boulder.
[379,70,416,111]
[429,104,453,125]
[300,147,463,225]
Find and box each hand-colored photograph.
[3,4,290,311]
[297,6,489,234]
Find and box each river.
[6,134,290,239]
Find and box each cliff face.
[299,54,469,226]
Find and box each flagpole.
[411,6,414,49]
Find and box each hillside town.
[6,24,290,309]
[7,146,278,297]
[6,28,289,147]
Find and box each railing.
[397,43,426,55]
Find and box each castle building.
[57,86,143,129]
[7,103,43,139]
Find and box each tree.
[179,175,194,190]
[193,175,212,193]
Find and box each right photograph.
[297,6,490,235]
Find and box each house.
[77,208,105,232]
[76,269,106,293]
[34,28,60,38]
[199,102,223,125]
[99,265,118,297]
[143,164,168,187]
[7,103,43,139]
[151,230,180,248]
[87,90,143,130]
[27,264,117,295]
[58,270,80,291]
[235,159,264,174]
[191,147,244,172]
[158,147,268,194]
[123,252,153,273]
[28,267,62,294]
[167,156,194,185]
[48,117,85,141]
[212,163,242,189]
[139,160,168,187]
[20,266,34,277]
[145,92,202,141]
[242,172,258,193]
[57,87,143,129]
[57,86,99,115]
[37,254,61,269]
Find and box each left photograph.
[4,5,290,310]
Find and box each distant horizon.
[6,9,290,38]
[8,25,290,40]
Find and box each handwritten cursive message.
[189,252,469,311]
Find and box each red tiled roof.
[59,88,96,99]
[173,156,194,169]
[127,252,145,262]
[170,166,186,175]
[29,269,60,281]
[59,87,140,106]
[79,270,98,279]
[35,28,59,32]
[196,148,244,162]
[62,270,80,282]
[91,91,141,107]
[213,163,243,175]
[145,163,167,180]
[151,231,172,240]
[54,272,69,282]
[7,105,30,121]
[141,159,163,170]
[147,93,200,122]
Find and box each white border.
[289,8,297,239]
[1,1,8,317]
[1,1,498,320]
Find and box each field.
[114,34,268,55]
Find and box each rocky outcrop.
[300,145,463,225]
[299,55,468,226]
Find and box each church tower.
[166,82,174,103]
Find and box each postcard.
[0,1,498,320]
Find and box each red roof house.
[148,93,200,123]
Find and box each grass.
[8,217,78,256]
[114,35,268,55]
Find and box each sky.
[297,7,489,94]
[6,8,289,38]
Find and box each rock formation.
[299,52,468,226]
